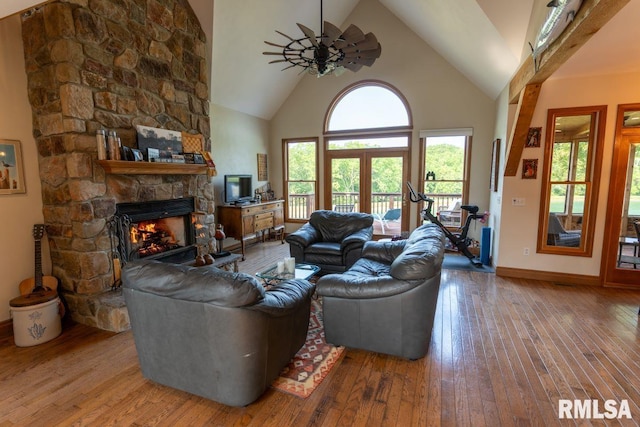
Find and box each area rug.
[271,298,345,398]
[442,253,495,272]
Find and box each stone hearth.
[21,0,214,332]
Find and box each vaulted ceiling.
[3,0,640,121]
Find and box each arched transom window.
[325,81,411,134]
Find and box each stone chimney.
[20,0,214,331]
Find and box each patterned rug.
[271,298,345,398]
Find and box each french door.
[325,149,409,237]
[602,104,640,287]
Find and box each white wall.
[0,14,50,321]
[269,0,496,236]
[210,104,270,206]
[497,71,640,276]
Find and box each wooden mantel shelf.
[98,160,216,176]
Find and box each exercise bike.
[407,181,487,267]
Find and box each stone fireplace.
[20,0,214,331]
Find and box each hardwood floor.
[2,241,640,426]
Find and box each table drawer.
[255,217,273,231]
[255,212,274,221]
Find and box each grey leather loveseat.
[316,223,445,359]
[285,210,374,274]
[122,260,315,406]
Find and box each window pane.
[628,145,640,216]
[287,182,316,220]
[328,136,408,150]
[623,111,640,127]
[551,142,571,181]
[424,136,465,181]
[549,183,585,215]
[331,158,360,211]
[328,85,409,131]
[549,184,568,213]
[574,141,589,182]
[287,141,316,180]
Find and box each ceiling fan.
[263,0,381,77]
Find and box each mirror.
[537,105,607,256]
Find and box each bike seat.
[461,205,479,214]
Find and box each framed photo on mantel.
[0,139,26,195]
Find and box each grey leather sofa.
[316,223,445,359]
[285,210,374,274]
[122,260,315,407]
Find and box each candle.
[284,257,295,274]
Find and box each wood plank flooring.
[1,241,640,426]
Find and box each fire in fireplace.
[112,197,198,264]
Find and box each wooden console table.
[217,200,285,260]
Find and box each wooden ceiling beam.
[504,0,629,176]
[504,84,541,176]
[508,0,629,104]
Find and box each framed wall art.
[490,138,500,192]
[526,127,541,148]
[257,153,268,181]
[522,158,538,179]
[0,139,26,194]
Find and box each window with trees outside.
[323,81,412,236]
[420,130,472,228]
[283,138,318,221]
[550,139,589,216]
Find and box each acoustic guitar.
[19,224,58,296]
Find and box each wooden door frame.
[601,103,640,288]
[324,143,411,235]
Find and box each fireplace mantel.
[98,160,216,176]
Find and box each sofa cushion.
[309,210,374,241]
[123,260,265,307]
[305,241,342,255]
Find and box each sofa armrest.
[316,273,419,299]
[285,223,320,248]
[341,226,373,250]
[361,240,406,264]
[250,279,315,316]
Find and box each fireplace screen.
[111,198,197,264]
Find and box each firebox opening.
[130,217,186,258]
[113,197,198,265]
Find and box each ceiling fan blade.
[322,21,342,45]
[264,41,287,49]
[297,23,319,47]
[342,62,363,72]
[341,33,379,53]
[333,24,365,49]
[351,57,377,67]
[269,59,290,64]
[275,30,296,42]
[343,45,382,60]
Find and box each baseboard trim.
[495,266,601,286]
[0,319,12,340]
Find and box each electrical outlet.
[512,197,526,206]
[523,247,530,256]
